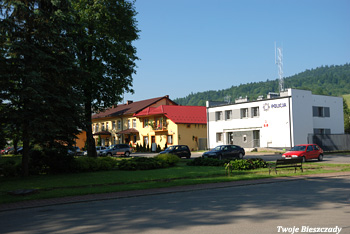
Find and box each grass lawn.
[1,158,350,204]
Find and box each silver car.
[99,144,132,157]
[82,146,107,156]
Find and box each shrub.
[155,153,180,166]
[0,159,21,177]
[74,156,117,172]
[117,157,169,171]
[187,158,230,166]
[226,158,268,171]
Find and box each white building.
[206,89,344,149]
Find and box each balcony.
[153,125,168,132]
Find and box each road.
[1,174,349,234]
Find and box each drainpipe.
[206,101,210,150]
[288,97,293,148]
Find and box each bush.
[117,157,170,171]
[154,153,180,166]
[226,158,268,171]
[0,159,21,177]
[74,156,117,172]
[187,157,230,166]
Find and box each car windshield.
[166,146,176,150]
[213,146,224,151]
[291,145,306,151]
[107,145,115,150]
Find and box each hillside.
[174,64,350,106]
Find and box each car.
[202,145,245,160]
[282,144,324,162]
[99,144,132,157]
[68,146,81,156]
[159,145,191,158]
[81,146,107,156]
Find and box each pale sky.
[122,0,350,103]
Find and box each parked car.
[202,145,245,160]
[160,145,191,159]
[99,144,132,157]
[282,144,324,162]
[82,146,107,156]
[68,146,81,156]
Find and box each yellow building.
[91,96,207,151]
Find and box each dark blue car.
[202,145,245,160]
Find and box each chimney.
[127,100,133,105]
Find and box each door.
[305,145,316,159]
[230,145,240,158]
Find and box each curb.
[1,171,350,212]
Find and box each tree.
[72,0,139,157]
[344,99,350,134]
[0,0,82,176]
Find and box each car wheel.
[302,156,306,163]
[124,151,130,157]
[318,154,323,161]
[238,153,243,159]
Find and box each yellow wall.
[178,124,207,151]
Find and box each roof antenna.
[275,42,284,92]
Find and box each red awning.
[93,131,111,136]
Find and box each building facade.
[91,96,207,151]
[206,89,344,149]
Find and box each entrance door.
[253,130,260,147]
[227,132,233,145]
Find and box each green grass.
[1,159,350,204]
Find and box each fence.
[307,134,350,151]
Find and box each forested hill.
[174,64,350,106]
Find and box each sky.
[121,0,350,103]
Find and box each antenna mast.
[275,42,284,92]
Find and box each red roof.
[92,96,177,119]
[134,105,207,124]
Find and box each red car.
[282,144,324,162]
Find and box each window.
[215,111,223,121]
[144,136,149,146]
[167,135,173,144]
[117,120,121,130]
[216,133,222,142]
[252,107,259,117]
[241,108,248,118]
[101,123,105,131]
[133,135,137,142]
[112,121,116,130]
[225,110,232,120]
[143,118,149,128]
[95,124,99,132]
[128,120,131,129]
[132,119,136,128]
[106,122,109,131]
[313,106,330,117]
[314,128,331,134]
[243,135,247,143]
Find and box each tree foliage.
[175,64,350,106]
[0,0,82,176]
[71,0,139,157]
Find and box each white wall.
[312,94,344,134]
[207,88,344,149]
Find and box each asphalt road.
[1,174,349,234]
